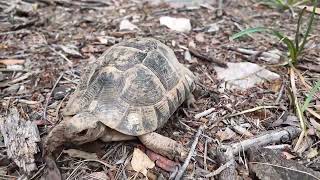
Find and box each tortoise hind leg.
[138,132,187,161]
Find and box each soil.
[0,0,320,179]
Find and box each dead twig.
[204,160,233,178]
[174,126,204,180]
[43,73,64,121]
[229,126,300,155]
[48,46,73,65]
[188,47,227,68]
[228,105,278,117]
[194,108,215,119]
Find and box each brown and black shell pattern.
[63,38,195,136]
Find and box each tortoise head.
[45,112,106,153]
[62,113,107,144]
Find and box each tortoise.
[45,38,196,160]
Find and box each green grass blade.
[298,0,317,54]
[295,7,306,52]
[230,27,271,40]
[271,30,297,62]
[301,80,320,113]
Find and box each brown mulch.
[0,0,320,179]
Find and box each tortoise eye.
[78,129,88,136]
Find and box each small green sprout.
[231,0,317,65]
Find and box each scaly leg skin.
[186,94,196,108]
[138,132,187,161]
[99,127,136,142]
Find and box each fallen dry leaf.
[282,151,296,160]
[59,45,82,57]
[88,171,109,180]
[216,127,236,141]
[63,149,98,159]
[131,148,155,176]
[0,59,25,65]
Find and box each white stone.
[119,19,139,31]
[214,62,280,91]
[160,16,191,32]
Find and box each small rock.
[207,23,219,33]
[96,36,119,45]
[188,40,196,48]
[195,33,205,43]
[119,19,139,31]
[214,62,280,91]
[184,50,192,61]
[53,86,71,100]
[159,16,191,33]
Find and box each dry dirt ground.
[0,0,320,179]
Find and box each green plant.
[258,0,310,10]
[231,0,317,65]
[301,80,320,113]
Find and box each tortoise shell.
[63,38,195,136]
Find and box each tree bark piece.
[0,108,40,174]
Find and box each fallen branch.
[216,146,237,180]
[174,126,204,180]
[228,126,300,155]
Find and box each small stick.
[43,73,64,121]
[264,144,291,150]
[48,46,73,65]
[204,139,208,171]
[194,108,215,119]
[204,160,233,178]
[174,126,204,180]
[188,47,227,68]
[228,105,278,117]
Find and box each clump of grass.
[257,0,310,10]
[231,0,317,65]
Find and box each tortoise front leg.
[138,132,187,161]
